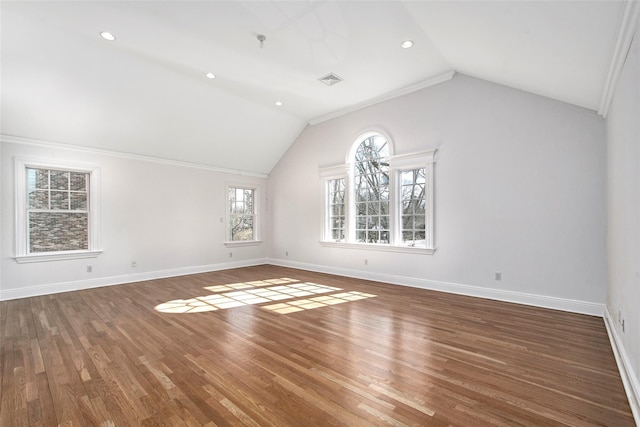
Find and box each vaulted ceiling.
[1,1,627,175]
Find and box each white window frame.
[389,151,435,251]
[224,183,262,247]
[320,164,350,243]
[320,134,436,254]
[14,157,102,263]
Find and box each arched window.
[352,133,391,244]
[320,131,435,253]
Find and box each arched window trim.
[345,130,395,164]
[320,131,436,255]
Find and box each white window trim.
[320,149,436,254]
[389,150,436,250]
[14,157,102,263]
[320,164,349,243]
[224,182,262,247]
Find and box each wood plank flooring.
[0,265,634,426]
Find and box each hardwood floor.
[0,265,634,426]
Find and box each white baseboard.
[0,258,268,301]
[266,258,605,316]
[604,307,640,425]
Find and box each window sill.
[14,250,103,264]
[320,241,435,255]
[224,240,263,248]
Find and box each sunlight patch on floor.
[262,291,377,314]
[154,278,358,314]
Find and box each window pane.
[331,229,344,240]
[27,168,49,190]
[50,191,69,210]
[70,193,88,210]
[50,170,69,190]
[380,201,389,215]
[380,215,389,230]
[70,172,88,191]
[230,215,254,241]
[29,190,48,209]
[29,212,88,252]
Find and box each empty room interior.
[1,1,639,426]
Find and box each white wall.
[0,140,268,299]
[606,29,640,419]
[268,74,606,313]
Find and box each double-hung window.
[321,131,435,254]
[225,184,261,246]
[15,158,101,263]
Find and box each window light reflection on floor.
[154,278,376,314]
[262,291,377,314]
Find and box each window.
[320,131,435,254]
[400,169,427,247]
[226,185,261,246]
[328,178,346,242]
[353,134,390,244]
[15,158,101,263]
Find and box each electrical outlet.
[364,259,368,265]
[495,272,502,281]
[285,250,289,256]
[229,252,233,258]
[131,260,137,268]
[87,265,93,273]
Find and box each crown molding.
[0,134,269,178]
[598,0,640,117]
[308,70,456,126]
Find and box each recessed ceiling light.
[275,101,283,106]
[100,31,116,41]
[401,40,414,49]
[205,72,216,79]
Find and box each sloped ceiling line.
[598,0,640,117]
[0,135,269,179]
[307,70,456,125]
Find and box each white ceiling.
[1,1,625,175]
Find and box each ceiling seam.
[597,0,640,117]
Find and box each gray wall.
[606,29,640,412]
[268,74,606,310]
[1,141,268,299]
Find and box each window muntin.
[228,186,256,241]
[328,178,346,242]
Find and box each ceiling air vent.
[318,73,343,86]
